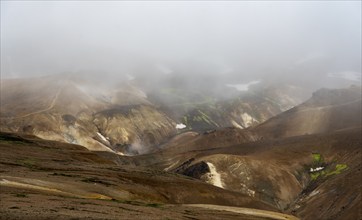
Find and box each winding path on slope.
[0,175,300,220]
[185,204,300,220]
[1,84,63,119]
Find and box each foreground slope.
[0,132,302,220]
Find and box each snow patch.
[309,190,320,197]
[231,120,243,129]
[206,162,224,188]
[97,132,110,144]
[226,80,260,91]
[310,167,324,172]
[176,123,186,129]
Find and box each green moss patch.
[325,164,348,177]
[312,153,323,165]
[309,153,348,180]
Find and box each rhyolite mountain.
[117,85,361,219]
[0,75,176,154]
[1,73,360,220]
[0,73,309,154]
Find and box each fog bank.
[1,1,361,89]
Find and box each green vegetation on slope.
[182,109,220,131]
[312,153,323,165]
[309,153,348,180]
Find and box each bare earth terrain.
[0,132,297,220]
[0,78,360,220]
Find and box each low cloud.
[1,1,360,91]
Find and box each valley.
[0,75,360,219]
[1,1,361,219]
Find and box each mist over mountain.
[0,1,361,220]
[1,1,361,90]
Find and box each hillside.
[252,86,361,139]
[0,132,299,220]
[1,77,360,220]
[0,75,177,154]
[0,74,309,154]
[117,87,362,219]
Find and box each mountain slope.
[0,75,176,154]
[119,86,362,219]
[149,83,309,131]
[136,86,360,157]
[0,74,313,154]
[0,131,302,220]
[138,127,361,220]
[252,86,361,139]
[1,81,360,220]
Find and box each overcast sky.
[1,1,361,86]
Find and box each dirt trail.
[185,204,299,220]
[9,86,63,119]
[1,176,299,220]
[0,177,113,200]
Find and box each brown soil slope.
[147,86,361,157]
[134,128,361,220]
[0,132,300,220]
[252,86,361,139]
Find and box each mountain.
[132,86,360,157]
[0,74,310,155]
[163,128,361,219]
[0,75,177,154]
[117,86,361,219]
[1,80,361,220]
[149,82,309,131]
[252,85,361,139]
